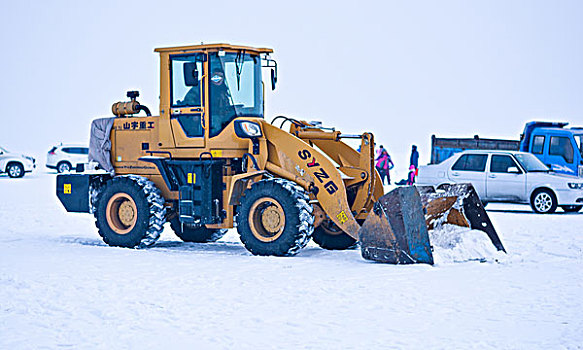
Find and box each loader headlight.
[568,182,583,190]
[234,121,262,138]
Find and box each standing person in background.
[375,145,394,185]
[408,145,419,184]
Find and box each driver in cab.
[179,66,232,112]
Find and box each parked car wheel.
[530,189,557,214]
[57,161,72,173]
[560,205,582,213]
[6,162,24,178]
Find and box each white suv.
[0,146,36,178]
[417,150,583,214]
[46,145,89,173]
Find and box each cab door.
[545,133,577,176]
[169,54,206,148]
[486,154,526,202]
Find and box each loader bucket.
[417,183,506,253]
[359,186,434,264]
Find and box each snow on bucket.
[429,224,506,264]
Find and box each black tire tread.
[94,175,166,248]
[236,178,314,256]
[312,224,357,250]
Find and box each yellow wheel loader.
[56,43,505,264]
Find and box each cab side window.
[170,54,204,138]
[452,154,488,172]
[549,136,574,163]
[171,55,203,107]
[532,136,545,154]
[490,155,521,173]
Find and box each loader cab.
[156,44,274,148]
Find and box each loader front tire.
[94,175,166,248]
[312,220,357,250]
[169,217,227,243]
[236,179,314,256]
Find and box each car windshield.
[514,153,550,172]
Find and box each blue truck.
[431,121,583,177]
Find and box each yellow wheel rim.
[248,197,286,242]
[106,193,138,234]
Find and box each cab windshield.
[514,153,550,172]
[576,134,583,157]
[209,52,263,137]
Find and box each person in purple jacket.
[375,145,394,185]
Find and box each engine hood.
[528,171,582,182]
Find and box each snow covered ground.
[1,172,582,349]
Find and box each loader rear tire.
[312,220,357,250]
[94,175,166,248]
[169,217,227,243]
[236,179,314,256]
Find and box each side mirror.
[271,68,277,90]
[508,166,521,174]
[183,62,199,87]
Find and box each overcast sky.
[1,0,581,171]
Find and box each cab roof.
[533,127,583,135]
[154,43,273,55]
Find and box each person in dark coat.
[408,145,419,184]
[410,145,419,169]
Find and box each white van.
[46,144,89,173]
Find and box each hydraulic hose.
[136,104,152,116]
